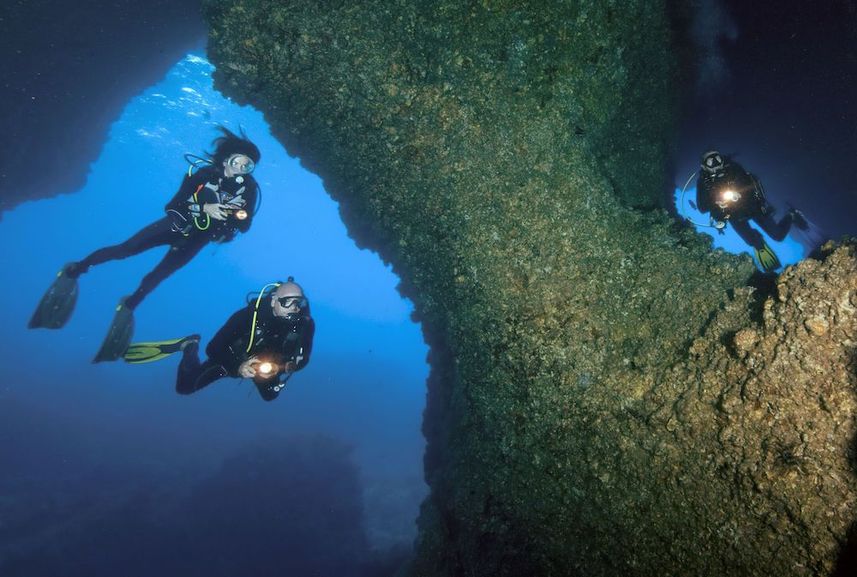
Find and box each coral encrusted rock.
[203,1,857,575]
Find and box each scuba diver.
[123,279,315,402]
[29,126,261,362]
[695,150,808,272]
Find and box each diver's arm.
[255,381,280,402]
[205,307,253,361]
[167,168,215,215]
[238,356,261,378]
[234,180,258,234]
[696,178,712,214]
[747,172,767,205]
[294,317,315,371]
[202,202,230,221]
[197,185,230,221]
[249,319,314,402]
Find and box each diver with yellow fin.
[28,126,261,363]
[694,150,808,272]
[123,279,314,402]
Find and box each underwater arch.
[0,53,428,556]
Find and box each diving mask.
[227,154,255,175]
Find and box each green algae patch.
[204,1,857,575]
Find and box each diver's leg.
[123,237,207,310]
[733,218,781,271]
[70,218,174,277]
[730,219,765,249]
[176,342,227,395]
[753,212,793,242]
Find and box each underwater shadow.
[832,521,857,577]
[0,431,408,577]
[832,346,857,576]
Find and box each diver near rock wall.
[28,126,261,362]
[121,279,315,402]
[174,279,314,401]
[695,150,809,272]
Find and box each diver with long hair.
[29,125,262,362]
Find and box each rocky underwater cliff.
[197,1,857,575]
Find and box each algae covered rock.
[203,1,857,575]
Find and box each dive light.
[225,208,248,220]
[252,361,277,387]
[253,358,290,392]
[256,360,278,378]
[720,189,740,204]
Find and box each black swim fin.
[28,265,79,329]
[124,335,200,364]
[93,300,135,363]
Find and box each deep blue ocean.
[1,53,427,576]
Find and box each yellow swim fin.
[754,243,781,273]
[124,335,199,364]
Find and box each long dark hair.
[207,125,261,168]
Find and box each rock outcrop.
[202,1,857,575]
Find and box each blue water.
[0,54,428,552]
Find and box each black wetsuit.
[72,166,258,309]
[696,160,794,250]
[177,298,315,401]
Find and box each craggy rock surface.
[203,1,857,575]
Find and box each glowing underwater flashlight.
[234,209,248,220]
[257,361,276,377]
[720,189,740,203]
